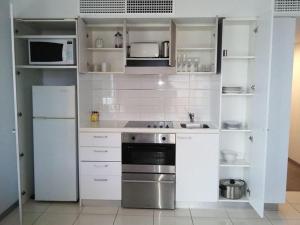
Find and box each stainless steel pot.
[219,179,246,199]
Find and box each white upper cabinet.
[13,0,77,18]
[176,133,219,203]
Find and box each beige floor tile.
[231,218,272,225]
[289,203,300,212]
[46,203,81,214]
[226,208,260,219]
[0,211,21,225]
[74,214,115,225]
[193,218,233,225]
[270,219,300,225]
[265,203,300,220]
[114,215,153,225]
[191,208,228,218]
[23,200,50,213]
[117,208,154,216]
[154,209,190,217]
[81,206,118,215]
[34,213,78,225]
[286,192,300,204]
[154,216,193,225]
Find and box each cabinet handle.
[93,136,108,139]
[123,180,175,184]
[94,164,109,168]
[94,178,108,182]
[19,152,24,157]
[93,150,108,153]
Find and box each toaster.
[130,42,159,58]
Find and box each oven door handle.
[122,179,175,184]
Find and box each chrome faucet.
[188,112,195,123]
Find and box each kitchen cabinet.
[79,132,122,201]
[175,18,219,74]
[13,0,77,19]
[176,133,219,203]
[10,18,78,204]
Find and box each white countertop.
[80,120,220,134]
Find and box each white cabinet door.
[13,0,77,18]
[176,133,219,202]
[248,10,273,217]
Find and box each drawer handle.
[94,164,109,168]
[94,150,108,153]
[94,178,108,182]
[93,136,108,139]
[122,180,175,184]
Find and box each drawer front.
[80,132,121,147]
[80,147,121,161]
[80,162,121,176]
[80,175,121,200]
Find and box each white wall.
[289,43,300,164]
[13,0,270,18]
[0,0,19,215]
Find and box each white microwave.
[28,39,75,65]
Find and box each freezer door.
[33,118,77,201]
[32,86,75,118]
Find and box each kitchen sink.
[180,123,210,129]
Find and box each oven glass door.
[30,41,64,63]
[122,143,175,166]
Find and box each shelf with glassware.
[78,20,126,74]
[175,18,218,74]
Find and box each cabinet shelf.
[221,129,252,133]
[86,48,124,51]
[220,159,250,168]
[15,35,77,39]
[222,93,254,96]
[81,71,124,75]
[177,48,215,51]
[177,72,215,75]
[223,56,256,60]
[16,65,77,69]
[218,195,249,203]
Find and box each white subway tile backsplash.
[90,73,220,121]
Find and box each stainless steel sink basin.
[180,123,210,129]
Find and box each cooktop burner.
[125,121,174,129]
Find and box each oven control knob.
[160,125,163,128]
[131,136,135,141]
[147,125,151,128]
[162,137,166,141]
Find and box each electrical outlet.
[110,104,120,112]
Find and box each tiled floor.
[3,192,300,225]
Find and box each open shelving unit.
[218,18,257,202]
[175,18,219,74]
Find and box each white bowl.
[221,150,238,163]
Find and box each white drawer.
[80,147,121,161]
[80,132,121,147]
[80,175,121,200]
[80,162,121,176]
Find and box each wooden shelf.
[223,56,256,60]
[16,65,77,69]
[177,47,215,51]
[86,48,124,51]
[219,195,249,203]
[15,35,77,39]
[220,159,250,168]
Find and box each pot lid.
[220,179,245,187]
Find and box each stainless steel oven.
[121,132,176,209]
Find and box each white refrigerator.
[32,86,77,201]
